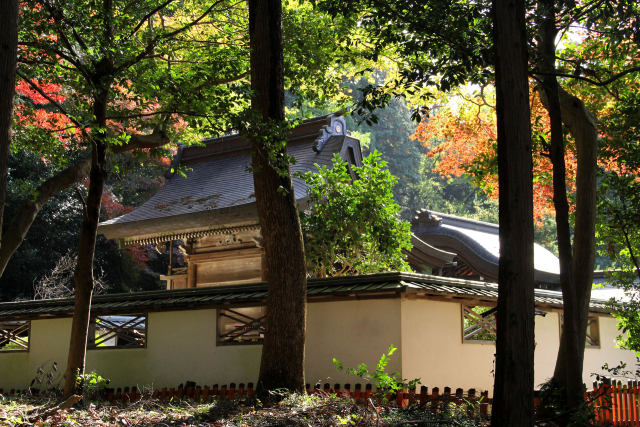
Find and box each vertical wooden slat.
[623,384,630,425]
[365,383,372,401]
[248,382,255,398]
[228,383,235,400]
[479,390,489,418]
[419,386,428,406]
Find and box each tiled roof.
[412,210,561,285]
[99,114,361,241]
[0,272,609,320]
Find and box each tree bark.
[491,0,536,425]
[0,0,19,250]
[62,96,108,396]
[541,87,598,411]
[63,75,111,396]
[534,1,599,408]
[536,0,584,413]
[249,0,307,397]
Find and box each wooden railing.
[590,379,640,426]
[10,379,640,425]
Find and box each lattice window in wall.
[462,305,497,342]
[0,320,30,352]
[88,314,147,349]
[217,307,265,345]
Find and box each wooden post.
[408,386,416,406]
[187,262,196,287]
[480,390,489,418]
[238,383,245,399]
[212,384,219,400]
[419,386,428,407]
[431,387,440,413]
[354,384,362,403]
[364,384,372,401]
[220,384,227,400]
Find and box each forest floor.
[0,392,488,426]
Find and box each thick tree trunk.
[63,90,109,396]
[0,0,19,249]
[249,0,307,397]
[491,0,536,425]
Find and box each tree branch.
[532,66,640,87]
[129,0,176,38]
[115,0,226,74]
[0,155,92,278]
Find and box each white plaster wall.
[0,318,71,392]
[400,297,496,391]
[85,310,262,388]
[532,310,561,387]
[399,298,637,393]
[1,299,635,393]
[305,299,402,386]
[0,300,402,391]
[584,315,638,384]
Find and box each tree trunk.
[556,85,598,368]
[546,88,598,411]
[536,0,584,413]
[249,0,307,397]
[63,88,109,396]
[534,1,599,410]
[0,0,18,250]
[491,0,536,425]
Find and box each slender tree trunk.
[249,0,307,397]
[536,0,583,413]
[0,0,19,250]
[556,85,598,374]
[534,2,599,412]
[63,85,110,396]
[491,0,536,424]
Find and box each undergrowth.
[0,390,488,426]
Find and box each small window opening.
[462,305,497,342]
[88,314,147,349]
[0,320,30,352]
[217,307,265,345]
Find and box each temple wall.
[0,298,635,393]
[400,297,638,392]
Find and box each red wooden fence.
[7,379,640,425]
[590,379,640,426]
